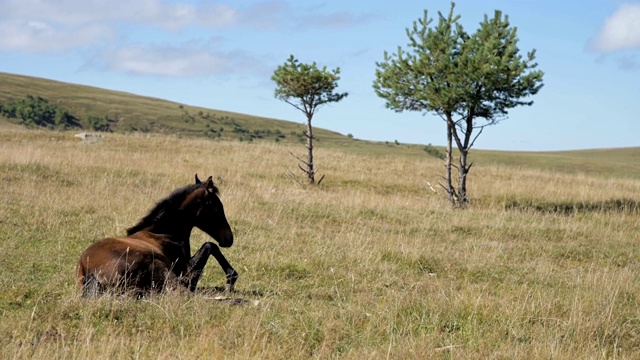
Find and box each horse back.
[76,231,179,292]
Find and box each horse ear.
[195,174,202,184]
[205,176,215,192]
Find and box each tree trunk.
[305,114,315,184]
[457,148,469,206]
[443,113,472,207]
[455,112,474,207]
[444,119,455,205]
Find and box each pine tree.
[373,2,544,206]
[272,55,348,185]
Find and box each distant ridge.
[0,71,349,145]
[2,71,640,178]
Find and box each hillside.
[464,147,640,179]
[0,71,351,146]
[2,71,640,178]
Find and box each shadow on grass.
[196,286,266,306]
[197,286,265,297]
[505,198,640,215]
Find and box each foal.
[76,175,238,296]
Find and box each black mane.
[126,183,209,236]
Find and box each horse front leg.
[185,242,213,291]
[209,243,239,292]
[186,242,239,292]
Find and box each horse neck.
[127,186,204,255]
[140,215,194,254]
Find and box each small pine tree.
[272,55,348,185]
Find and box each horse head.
[191,174,234,248]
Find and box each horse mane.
[126,181,219,235]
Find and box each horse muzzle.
[217,229,234,248]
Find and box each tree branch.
[284,168,305,187]
[289,151,310,167]
[468,126,484,149]
[283,99,308,114]
[423,176,437,193]
[467,162,474,172]
[298,163,309,174]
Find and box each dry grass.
[2,123,640,359]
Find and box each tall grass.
[2,122,640,359]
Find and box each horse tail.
[76,260,86,289]
[77,261,105,297]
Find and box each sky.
[1,0,639,151]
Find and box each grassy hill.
[0,71,352,145]
[2,71,640,179]
[467,147,640,179]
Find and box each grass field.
[1,120,640,359]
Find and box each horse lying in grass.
[76,175,238,297]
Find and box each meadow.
[1,121,640,359]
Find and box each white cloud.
[101,43,268,77]
[591,3,640,52]
[0,0,238,52]
[0,20,115,52]
[296,11,376,30]
[0,0,372,76]
[236,1,289,30]
[0,0,372,52]
[0,0,238,29]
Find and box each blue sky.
[1,0,639,151]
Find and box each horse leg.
[186,242,238,292]
[209,242,239,292]
[81,274,105,297]
[185,242,214,291]
[148,258,180,293]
